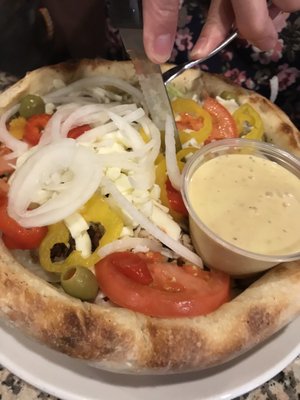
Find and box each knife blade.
[108,0,181,151]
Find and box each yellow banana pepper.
[172,98,212,145]
[39,194,124,272]
[139,127,150,143]
[8,117,27,139]
[233,103,264,140]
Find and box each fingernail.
[190,37,209,59]
[152,33,172,63]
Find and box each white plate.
[1,318,300,400]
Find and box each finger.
[272,0,300,12]
[231,0,278,50]
[143,0,180,64]
[190,0,234,60]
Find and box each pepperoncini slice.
[233,103,264,140]
[172,98,212,145]
[8,117,27,139]
[39,194,124,272]
[156,147,197,222]
[139,127,150,143]
[219,90,239,102]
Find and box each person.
[142,0,300,63]
[138,0,300,127]
[107,0,300,127]
[0,0,299,126]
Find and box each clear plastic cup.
[181,138,300,276]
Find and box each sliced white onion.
[108,110,145,150]
[45,76,144,107]
[269,75,279,103]
[39,104,79,146]
[138,115,161,164]
[165,114,181,191]
[76,105,142,145]
[102,177,203,267]
[0,105,28,156]
[45,96,95,105]
[98,237,163,259]
[60,104,111,137]
[8,139,103,227]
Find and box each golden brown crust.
[0,59,300,373]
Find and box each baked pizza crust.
[0,59,300,373]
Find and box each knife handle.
[108,0,143,29]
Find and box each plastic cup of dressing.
[181,138,300,276]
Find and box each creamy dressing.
[188,154,300,256]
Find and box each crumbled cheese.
[106,167,121,181]
[64,213,89,237]
[150,205,181,240]
[131,189,150,204]
[138,200,153,217]
[120,226,134,238]
[64,213,91,258]
[150,184,161,201]
[215,96,239,113]
[114,173,133,193]
[182,137,200,149]
[74,232,92,259]
[96,142,125,154]
[45,103,56,114]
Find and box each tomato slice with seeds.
[23,113,51,146]
[203,97,238,143]
[165,178,188,216]
[0,199,48,249]
[176,112,203,132]
[112,251,153,285]
[67,124,91,139]
[95,251,230,318]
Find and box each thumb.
[143,0,180,64]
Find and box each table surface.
[0,72,299,400]
[0,357,299,399]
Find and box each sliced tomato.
[67,124,91,139]
[176,112,203,132]
[0,200,48,249]
[0,180,9,201]
[95,251,230,318]
[136,251,166,264]
[1,234,28,250]
[111,251,153,285]
[23,113,51,146]
[203,97,238,143]
[165,178,188,216]
[0,146,14,175]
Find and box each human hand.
[190,0,300,59]
[142,0,300,64]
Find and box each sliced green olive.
[19,94,45,118]
[61,266,99,301]
[219,90,239,102]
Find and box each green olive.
[219,90,239,102]
[19,94,45,118]
[61,266,98,301]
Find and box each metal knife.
[108,0,181,151]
